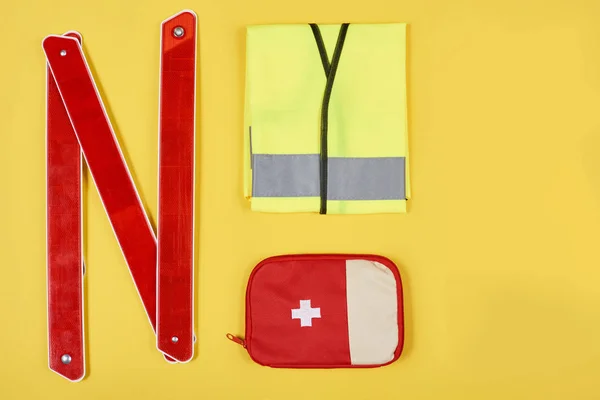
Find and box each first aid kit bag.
[227,254,404,368]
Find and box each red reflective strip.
[43,36,158,331]
[156,10,197,362]
[46,31,85,382]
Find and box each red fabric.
[46,32,84,381]
[243,254,404,368]
[156,11,197,363]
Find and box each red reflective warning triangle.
[44,10,197,381]
[156,11,197,363]
[46,31,86,382]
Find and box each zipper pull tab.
[226,333,246,348]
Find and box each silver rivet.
[61,354,71,364]
[173,26,185,38]
[171,336,179,343]
[60,50,67,56]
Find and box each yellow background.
[2,0,600,398]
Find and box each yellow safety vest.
[244,23,409,214]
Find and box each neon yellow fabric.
[244,23,409,214]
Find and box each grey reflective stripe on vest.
[252,154,405,200]
[328,157,406,200]
[252,154,321,197]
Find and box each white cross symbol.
[291,299,321,327]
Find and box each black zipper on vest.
[310,23,349,214]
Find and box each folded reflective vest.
[244,23,410,214]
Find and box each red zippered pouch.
[227,254,404,368]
